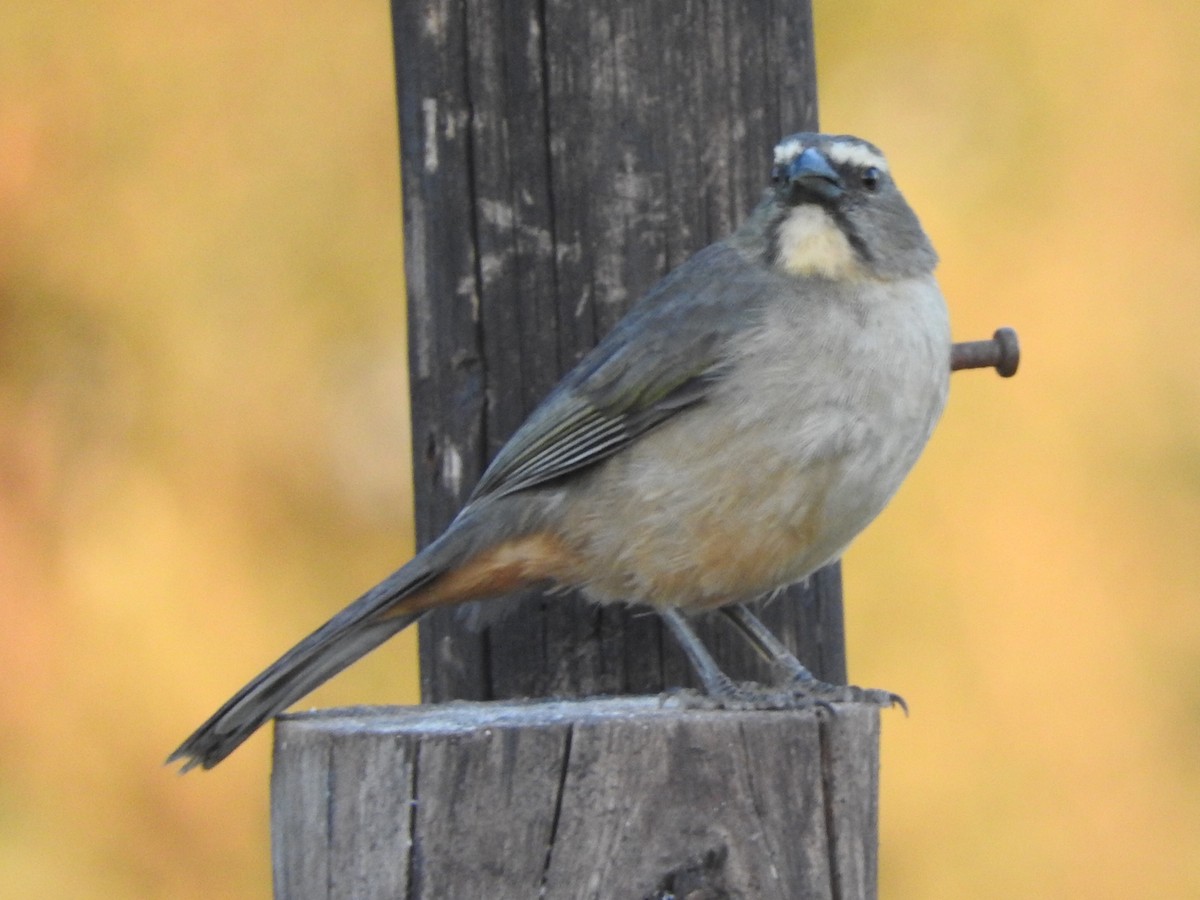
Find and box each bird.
[169,132,951,772]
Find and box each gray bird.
[170,132,950,771]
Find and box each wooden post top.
[272,699,880,898]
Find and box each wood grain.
[272,699,880,899]
[391,0,843,704]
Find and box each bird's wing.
[468,241,772,503]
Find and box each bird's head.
[749,133,938,282]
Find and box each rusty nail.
[950,327,1020,377]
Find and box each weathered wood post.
[272,2,883,897]
[397,0,841,709]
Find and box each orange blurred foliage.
[1,1,1197,897]
[0,4,416,897]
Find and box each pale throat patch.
[775,205,861,278]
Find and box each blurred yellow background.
[2,1,1197,897]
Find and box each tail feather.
[168,565,436,772]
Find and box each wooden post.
[272,2,884,897]
[273,700,878,899]
[393,0,839,704]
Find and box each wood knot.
[645,845,731,900]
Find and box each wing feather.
[467,241,774,503]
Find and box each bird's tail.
[167,558,440,772]
[168,512,570,771]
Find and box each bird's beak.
[787,148,844,201]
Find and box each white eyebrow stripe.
[825,142,889,172]
[773,138,805,165]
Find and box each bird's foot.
[661,678,906,714]
[797,679,908,715]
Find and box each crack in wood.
[538,722,574,896]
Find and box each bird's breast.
[555,275,950,609]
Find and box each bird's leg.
[659,607,739,698]
[719,603,817,684]
[661,604,905,711]
[719,603,907,712]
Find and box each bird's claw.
[800,681,908,715]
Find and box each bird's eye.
[861,167,881,191]
[771,164,787,185]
